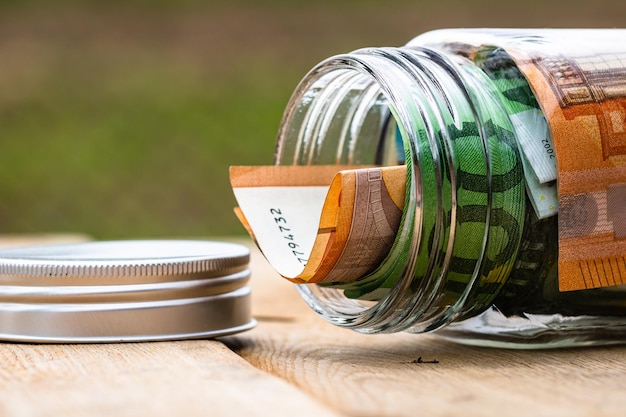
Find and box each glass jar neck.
[275,46,526,334]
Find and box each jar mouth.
[275,49,431,331]
[275,46,524,333]
[275,54,403,167]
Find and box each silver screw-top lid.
[0,240,255,343]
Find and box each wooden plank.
[226,240,626,417]
[0,234,91,248]
[2,235,626,417]
[0,341,342,417]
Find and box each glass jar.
[273,29,626,348]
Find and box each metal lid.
[0,240,256,343]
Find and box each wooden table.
[1,236,625,417]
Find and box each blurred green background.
[0,0,623,239]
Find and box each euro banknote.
[415,29,626,291]
[230,165,406,284]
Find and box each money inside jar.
[231,43,562,298]
[231,29,626,346]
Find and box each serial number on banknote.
[542,138,556,159]
[269,208,308,265]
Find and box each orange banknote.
[511,38,626,290]
[230,165,406,284]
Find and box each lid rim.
[0,240,251,277]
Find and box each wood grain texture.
[0,234,91,248]
[225,240,626,417]
[0,340,341,417]
[2,236,626,417]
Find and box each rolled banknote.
[230,165,406,284]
